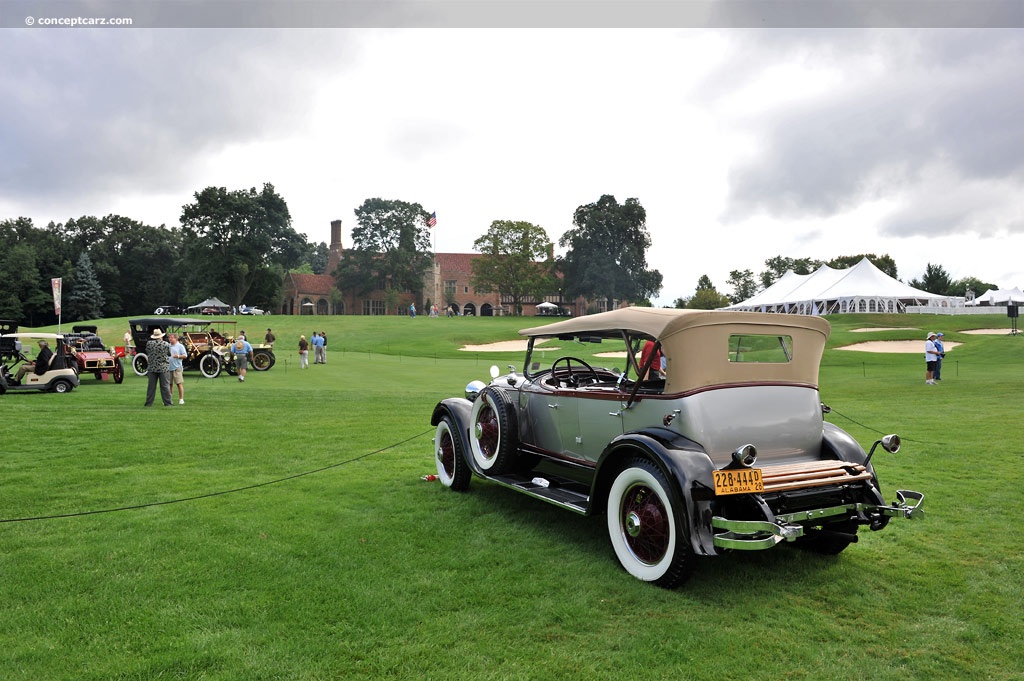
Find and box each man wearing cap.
[924,332,941,385]
[144,328,173,406]
[933,332,945,381]
[232,335,253,382]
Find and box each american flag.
[427,212,437,228]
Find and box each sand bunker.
[460,339,559,352]
[837,340,961,353]
[850,327,918,333]
[961,328,1015,335]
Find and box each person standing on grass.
[265,328,275,347]
[311,331,325,364]
[144,329,173,406]
[316,331,326,364]
[298,335,309,369]
[167,333,187,405]
[924,332,941,385]
[232,336,253,382]
[933,332,945,381]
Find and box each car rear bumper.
[711,489,924,550]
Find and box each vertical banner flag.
[51,277,62,315]
[427,212,437,227]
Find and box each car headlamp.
[465,380,486,401]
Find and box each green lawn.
[1,313,1021,680]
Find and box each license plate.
[713,468,764,495]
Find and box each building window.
[464,286,469,293]
[362,299,386,315]
[444,280,456,296]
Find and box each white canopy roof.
[726,258,956,315]
[187,297,230,310]
[969,287,1024,305]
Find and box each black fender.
[594,427,721,557]
[822,421,869,465]
[431,398,476,471]
[822,421,886,506]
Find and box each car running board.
[486,472,591,515]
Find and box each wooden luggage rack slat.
[760,460,872,493]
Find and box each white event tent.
[967,287,1024,306]
[725,258,958,315]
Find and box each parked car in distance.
[0,332,80,394]
[154,305,181,315]
[430,307,924,588]
[239,305,267,316]
[0,320,19,361]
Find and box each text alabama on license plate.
[713,468,764,495]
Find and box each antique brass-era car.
[63,325,124,384]
[128,318,275,379]
[430,308,923,587]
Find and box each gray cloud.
[0,30,355,212]
[714,30,1024,237]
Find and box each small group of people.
[143,329,187,406]
[924,331,946,385]
[298,331,326,367]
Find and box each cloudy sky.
[2,2,1022,305]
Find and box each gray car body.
[431,308,922,580]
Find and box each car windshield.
[524,332,652,384]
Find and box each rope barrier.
[826,408,947,446]
[0,429,433,524]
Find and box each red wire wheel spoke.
[476,405,499,459]
[621,484,670,564]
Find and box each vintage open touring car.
[430,307,923,587]
[127,317,276,379]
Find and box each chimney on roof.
[328,219,343,275]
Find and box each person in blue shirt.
[232,336,253,382]
[933,332,945,381]
[311,332,325,364]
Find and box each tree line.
[0,184,327,326]
[0,186,662,324]
[2,182,995,325]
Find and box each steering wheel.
[551,356,601,387]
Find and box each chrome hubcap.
[626,511,642,538]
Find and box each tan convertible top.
[520,307,831,393]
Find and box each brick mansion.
[280,220,605,317]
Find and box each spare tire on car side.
[469,386,518,474]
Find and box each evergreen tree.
[67,251,105,321]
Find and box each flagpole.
[428,211,438,312]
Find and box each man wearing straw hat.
[144,328,173,406]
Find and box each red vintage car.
[64,326,124,384]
